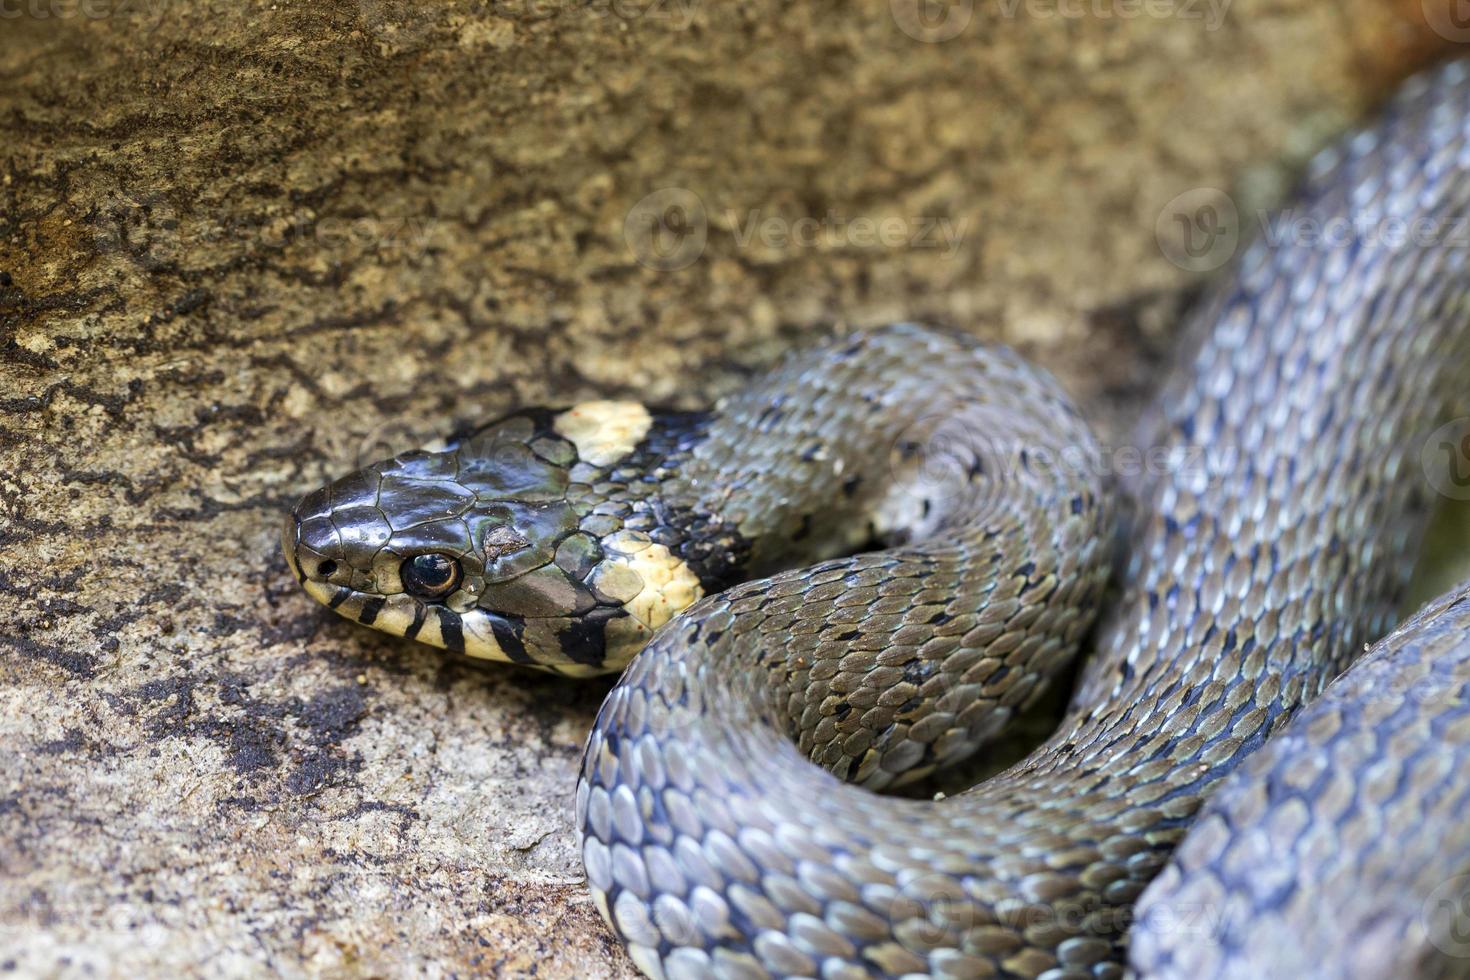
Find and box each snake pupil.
[317,560,337,577]
[402,553,462,600]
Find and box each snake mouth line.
[285,507,613,679]
[280,515,307,585]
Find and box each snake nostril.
[317,560,338,578]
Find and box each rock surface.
[0,1,1460,975]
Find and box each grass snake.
[282,59,1470,979]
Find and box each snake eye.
[401,553,462,600]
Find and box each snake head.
[282,404,709,677]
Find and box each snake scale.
[283,60,1470,979]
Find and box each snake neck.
[592,324,1118,792]
[664,325,1110,572]
[551,405,755,596]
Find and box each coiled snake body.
[284,61,1470,978]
